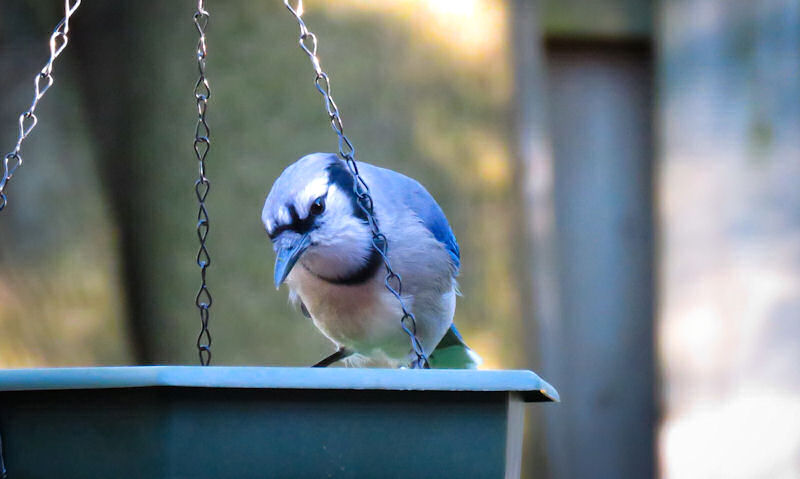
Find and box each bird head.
[262,153,376,288]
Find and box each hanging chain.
[0,0,81,213]
[283,0,429,369]
[0,425,6,479]
[193,0,213,366]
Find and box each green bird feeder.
[0,2,559,478]
[0,367,557,478]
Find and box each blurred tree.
[0,2,132,366]
[513,0,656,477]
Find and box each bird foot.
[311,347,352,367]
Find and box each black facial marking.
[268,203,319,241]
[326,160,368,223]
[302,246,384,286]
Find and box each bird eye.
[310,196,325,216]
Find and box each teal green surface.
[0,367,557,478]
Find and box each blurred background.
[1,0,798,477]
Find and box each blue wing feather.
[360,161,461,273]
[404,180,461,272]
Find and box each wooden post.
[512,1,656,477]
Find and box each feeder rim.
[0,366,558,402]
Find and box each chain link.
[283,0,429,368]
[0,425,6,479]
[0,0,81,213]
[193,0,213,366]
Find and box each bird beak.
[274,233,311,289]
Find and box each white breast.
[286,266,413,360]
[285,213,458,364]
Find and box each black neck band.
[303,246,383,286]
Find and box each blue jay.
[262,152,481,369]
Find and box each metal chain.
[0,0,82,213]
[0,425,6,479]
[193,0,213,366]
[283,0,429,368]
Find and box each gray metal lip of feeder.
[0,366,559,402]
[0,367,558,479]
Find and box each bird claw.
[311,347,352,367]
